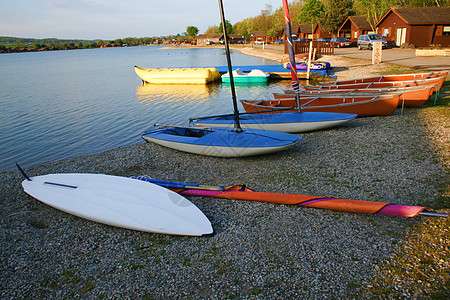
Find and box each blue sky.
[0,0,280,40]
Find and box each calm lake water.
[0,45,296,171]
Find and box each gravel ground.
[1,107,447,298]
[1,51,448,298]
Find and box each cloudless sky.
[0,0,281,40]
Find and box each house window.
[382,28,389,37]
[443,26,450,36]
[353,31,357,38]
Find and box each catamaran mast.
[282,0,301,112]
[218,0,242,132]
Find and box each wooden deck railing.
[285,41,334,56]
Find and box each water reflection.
[136,82,222,105]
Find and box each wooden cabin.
[196,34,224,46]
[376,7,450,48]
[229,34,245,44]
[250,31,267,44]
[294,24,313,39]
[338,16,375,43]
[313,23,333,40]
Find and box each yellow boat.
[134,66,220,84]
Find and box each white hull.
[21,174,213,236]
[142,136,298,157]
[195,118,354,133]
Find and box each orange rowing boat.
[277,84,435,108]
[320,71,447,87]
[240,93,401,117]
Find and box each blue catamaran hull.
[194,111,357,133]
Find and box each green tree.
[218,20,233,34]
[320,0,354,33]
[297,0,325,32]
[354,0,398,32]
[403,0,448,6]
[205,25,219,34]
[186,26,199,37]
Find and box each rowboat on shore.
[301,76,445,93]
[277,84,436,108]
[320,71,447,87]
[240,93,402,117]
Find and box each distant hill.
[0,36,93,46]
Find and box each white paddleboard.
[20,173,213,236]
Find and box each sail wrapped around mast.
[282,0,300,93]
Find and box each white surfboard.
[20,173,213,236]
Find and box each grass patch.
[361,209,449,298]
[377,63,420,75]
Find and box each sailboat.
[141,0,302,157]
[190,0,357,133]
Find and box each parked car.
[293,37,308,42]
[255,38,264,45]
[273,39,283,44]
[330,37,351,48]
[357,34,387,50]
[317,37,331,42]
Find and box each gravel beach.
[1,48,448,299]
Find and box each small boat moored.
[221,68,270,83]
[134,66,220,84]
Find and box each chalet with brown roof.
[280,24,313,43]
[229,34,245,44]
[338,16,375,42]
[250,31,266,44]
[196,34,224,46]
[376,7,450,48]
[313,23,332,40]
[250,31,280,44]
[292,24,313,39]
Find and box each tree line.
[1,0,446,53]
[0,36,187,53]
[205,0,447,40]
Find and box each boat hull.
[134,66,220,84]
[142,126,301,157]
[194,112,357,133]
[21,174,213,236]
[241,94,401,117]
[278,84,435,108]
[321,71,447,86]
[221,69,270,83]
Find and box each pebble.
[0,54,447,298]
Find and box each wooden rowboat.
[303,76,445,92]
[320,71,447,86]
[277,84,436,108]
[240,93,401,117]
